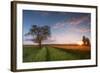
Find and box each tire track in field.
[34,47,47,61]
[46,46,82,61]
[34,46,50,61]
[45,46,50,61]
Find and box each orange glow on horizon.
[77,41,83,46]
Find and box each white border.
[17,3,96,69]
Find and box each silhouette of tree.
[85,38,91,46]
[82,36,86,45]
[82,35,91,46]
[25,25,51,48]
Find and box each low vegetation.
[23,45,90,62]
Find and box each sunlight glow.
[77,41,83,46]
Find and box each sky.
[23,10,91,45]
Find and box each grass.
[46,46,78,61]
[23,46,40,62]
[23,45,90,62]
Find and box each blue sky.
[23,10,91,45]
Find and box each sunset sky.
[23,10,91,45]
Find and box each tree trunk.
[38,40,42,49]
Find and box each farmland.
[23,45,91,62]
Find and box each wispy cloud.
[52,15,90,29]
[41,12,50,16]
[67,15,90,25]
[52,22,65,29]
[70,27,90,33]
[75,28,90,33]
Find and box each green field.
[23,45,90,62]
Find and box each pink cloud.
[72,27,90,33]
[67,16,89,25]
[52,16,90,29]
